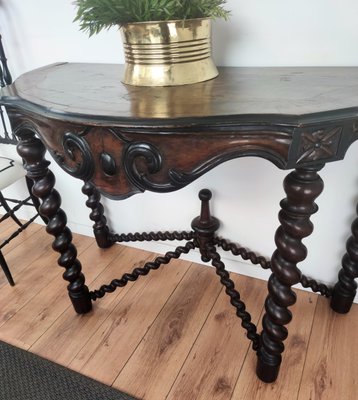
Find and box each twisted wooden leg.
[331,205,358,313]
[16,128,92,314]
[256,166,324,382]
[82,182,112,248]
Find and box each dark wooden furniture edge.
[2,64,358,384]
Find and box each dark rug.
[0,341,137,400]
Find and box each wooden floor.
[0,219,357,400]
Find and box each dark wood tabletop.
[2,63,358,125]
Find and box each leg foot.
[256,352,280,383]
[330,292,355,314]
[69,286,92,314]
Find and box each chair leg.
[0,250,15,286]
[0,190,23,227]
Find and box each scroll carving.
[11,112,352,199]
[53,132,94,181]
[121,128,292,194]
[123,142,165,192]
[123,140,199,193]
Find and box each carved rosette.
[296,126,342,164]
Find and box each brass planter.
[120,18,218,86]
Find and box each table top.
[2,63,358,126]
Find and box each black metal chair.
[0,34,41,286]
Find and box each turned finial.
[191,189,220,262]
[198,189,213,225]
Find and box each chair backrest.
[0,34,12,87]
[0,34,17,145]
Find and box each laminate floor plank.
[232,290,318,400]
[69,257,192,386]
[29,244,149,365]
[113,263,223,400]
[166,274,267,400]
[0,217,42,256]
[0,226,51,283]
[0,233,93,348]
[0,220,43,287]
[0,215,27,235]
[297,296,358,400]
[0,229,62,325]
[0,215,17,233]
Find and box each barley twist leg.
[331,206,358,313]
[256,166,324,382]
[82,181,112,248]
[17,128,92,314]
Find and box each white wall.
[1,0,358,300]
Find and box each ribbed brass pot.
[120,18,218,86]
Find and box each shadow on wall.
[212,18,241,66]
[0,0,27,74]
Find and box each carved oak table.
[1,63,358,383]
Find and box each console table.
[1,63,358,383]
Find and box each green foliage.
[74,0,230,36]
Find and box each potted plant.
[74,0,230,86]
